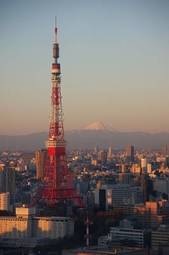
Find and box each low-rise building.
[151,225,169,250]
[108,227,146,248]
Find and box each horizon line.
[1,129,169,136]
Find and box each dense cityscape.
[0,145,169,254]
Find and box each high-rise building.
[107,146,113,161]
[147,163,152,174]
[126,145,134,162]
[98,150,107,162]
[5,166,15,196]
[0,192,10,211]
[140,174,149,202]
[162,144,168,155]
[0,164,6,193]
[35,149,47,179]
[121,164,126,173]
[94,188,112,210]
[0,164,15,203]
[141,157,147,173]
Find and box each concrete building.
[0,207,74,240]
[126,145,134,162]
[94,184,143,210]
[131,164,141,174]
[141,158,147,173]
[121,164,127,173]
[35,149,47,179]
[153,177,169,195]
[91,159,97,166]
[111,184,131,207]
[151,225,169,250]
[0,164,15,203]
[118,173,133,185]
[0,164,6,192]
[0,192,10,211]
[108,227,146,248]
[147,163,152,174]
[97,150,107,162]
[5,166,15,196]
[94,189,111,210]
[35,216,74,239]
[107,146,113,161]
[111,184,143,207]
[145,201,162,229]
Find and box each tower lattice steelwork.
[42,24,82,207]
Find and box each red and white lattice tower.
[42,24,82,207]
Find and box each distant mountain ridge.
[0,132,47,151]
[0,130,169,151]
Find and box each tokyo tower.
[42,23,82,207]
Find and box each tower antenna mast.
[55,16,57,43]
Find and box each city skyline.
[0,0,169,135]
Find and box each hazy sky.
[0,0,169,134]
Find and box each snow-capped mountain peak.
[83,121,106,130]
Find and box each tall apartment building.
[35,149,47,179]
[126,145,134,162]
[141,157,147,173]
[0,192,10,211]
[5,166,15,195]
[97,150,107,162]
[0,164,15,203]
[107,146,113,161]
[0,164,6,192]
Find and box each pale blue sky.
[0,0,169,134]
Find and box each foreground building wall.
[0,207,74,240]
[34,217,74,239]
